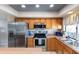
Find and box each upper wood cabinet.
[52,19,58,29]
[40,18,46,24]
[34,18,41,23]
[24,19,29,23]
[46,18,52,29]
[52,18,62,29]
[29,19,34,29]
[15,18,25,22]
[57,18,63,29]
[15,18,63,29]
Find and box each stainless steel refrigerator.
[8,22,28,47]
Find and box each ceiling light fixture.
[21,5,26,8]
[49,4,54,8]
[35,4,40,8]
[67,11,73,14]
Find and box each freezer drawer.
[16,35,25,47]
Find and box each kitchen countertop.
[0,48,56,54]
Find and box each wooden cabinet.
[55,38,77,54]
[24,19,29,23]
[27,38,34,47]
[52,19,58,29]
[15,18,25,22]
[34,18,41,23]
[15,18,62,29]
[52,18,62,29]
[55,39,63,54]
[29,19,34,29]
[72,50,78,54]
[63,47,72,54]
[46,18,52,29]
[46,37,77,54]
[40,18,46,24]
[57,18,62,29]
[46,38,56,51]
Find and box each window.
[77,24,79,34]
[63,25,66,31]
[65,24,77,39]
[66,25,76,33]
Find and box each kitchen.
[0,4,79,54]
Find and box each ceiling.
[10,4,67,12]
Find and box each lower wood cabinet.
[56,42,63,54]
[46,37,78,54]
[27,38,34,47]
[63,44,73,54]
[46,38,56,51]
[55,38,76,54]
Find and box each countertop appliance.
[8,22,28,47]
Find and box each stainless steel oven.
[34,38,46,47]
[34,33,46,47]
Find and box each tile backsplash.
[46,29,58,36]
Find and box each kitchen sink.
[62,38,76,45]
[65,40,73,45]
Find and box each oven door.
[35,38,45,46]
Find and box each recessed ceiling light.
[49,4,54,8]
[21,5,26,8]
[35,4,40,8]
[67,11,73,14]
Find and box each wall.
[18,12,59,17]
[59,4,78,17]
[0,5,18,16]
[0,10,15,47]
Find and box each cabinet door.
[72,50,78,54]
[15,18,24,22]
[57,18,62,29]
[63,44,72,54]
[46,18,52,29]
[63,50,70,54]
[29,19,34,29]
[55,39,63,54]
[46,38,51,51]
[46,38,55,51]
[52,19,58,29]
[34,18,41,23]
[63,49,72,54]
[57,43,63,54]
[24,19,29,23]
[40,18,46,24]
[28,38,34,47]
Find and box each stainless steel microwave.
[34,24,46,28]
